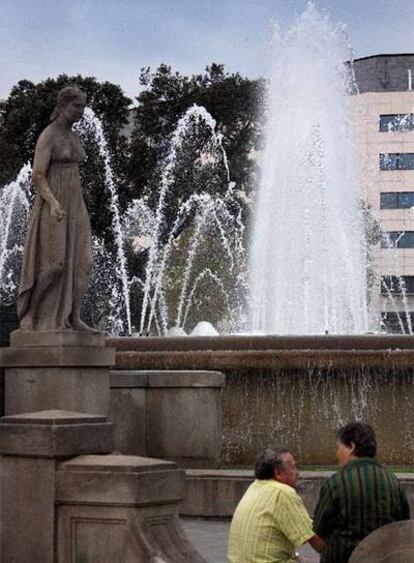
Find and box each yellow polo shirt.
[227,479,314,563]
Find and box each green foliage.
[128,63,265,203]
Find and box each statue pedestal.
[1,330,114,416]
[0,410,206,563]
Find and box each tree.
[128,64,265,206]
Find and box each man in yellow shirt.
[227,448,324,563]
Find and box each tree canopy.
[128,63,265,200]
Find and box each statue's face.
[62,96,86,123]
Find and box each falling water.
[0,163,31,305]
[75,108,131,334]
[132,104,246,335]
[249,5,368,335]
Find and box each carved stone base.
[10,329,105,347]
[57,455,206,562]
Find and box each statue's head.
[50,86,87,122]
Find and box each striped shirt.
[313,457,410,563]
[227,479,314,563]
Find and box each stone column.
[0,410,114,563]
[1,330,115,416]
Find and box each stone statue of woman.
[18,86,95,331]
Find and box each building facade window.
[381,275,414,295]
[380,192,414,208]
[379,114,414,132]
[380,153,414,170]
[381,231,414,248]
[381,312,414,334]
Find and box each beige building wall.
[351,90,414,328]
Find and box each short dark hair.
[254,448,290,479]
[337,422,377,458]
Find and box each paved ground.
[181,518,320,562]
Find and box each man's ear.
[350,442,356,454]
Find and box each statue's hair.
[50,86,86,121]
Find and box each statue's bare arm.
[32,129,65,221]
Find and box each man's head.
[336,422,377,465]
[254,448,299,488]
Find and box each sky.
[1,0,414,102]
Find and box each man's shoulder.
[268,480,304,504]
[254,479,300,498]
[326,458,398,486]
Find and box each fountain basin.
[109,335,414,465]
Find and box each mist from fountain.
[249,4,369,335]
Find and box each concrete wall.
[109,370,225,468]
[181,470,414,518]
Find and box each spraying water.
[130,104,246,335]
[0,163,31,305]
[249,4,369,334]
[75,108,132,335]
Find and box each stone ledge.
[0,346,115,367]
[110,370,225,388]
[108,334,414,351]
[181,469,414,517]
[2,410,107,425]
[11,329,105,348]
[0,410,114,457]
[57,454,184,506]
[59,454,176,472]
[114,349,414,370]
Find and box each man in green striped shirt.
[227,448,324,562]
[314,422,410,563]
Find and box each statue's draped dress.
[18,126,92,330]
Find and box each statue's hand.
[49,200,65,221]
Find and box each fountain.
[249,4,368,335]
[0,163,31,307]
[75,108,132,335]
[108,5,414,467]
[126,104,246,336]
